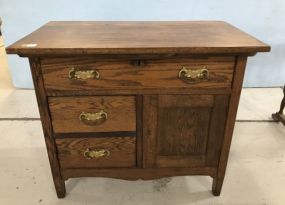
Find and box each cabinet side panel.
[212,56,248,195]
[29,58,66,198]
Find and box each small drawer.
[49,96,136,133]
[41,57,235,94]
[56,136,136,168]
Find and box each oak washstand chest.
[6,21,270,198]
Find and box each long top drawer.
[41,56,235,95]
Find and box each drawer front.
[49,96,136,133]
[56,137,136,168]
[41,57,235,94]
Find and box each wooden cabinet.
[6,21,270,198]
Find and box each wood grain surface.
[212,56,248,196]
[205,95,229,167]
[158,107,211,156]
[49,96,136,133]
[142,95,158,168]
[29,58,66,198]
[143,94,229,169]
[56,137,136,168]
[41,57,234,94]
[6,21,270,56]
[157,95,211,168]
[62,167,217,180]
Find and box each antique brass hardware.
[83,148,110,159]
[79,110,107,125]
[69,68,100,80]
[178,66,209,83]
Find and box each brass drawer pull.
[69,68,100,80]
[84,148,110,159]
[79,110,108,125]
[178,66,209,83]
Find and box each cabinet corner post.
[212,56,248,195]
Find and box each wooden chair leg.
[272,86,285,125]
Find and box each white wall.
[1,0,284,88]
[0,36,13,90]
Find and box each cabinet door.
[143,95,229,168]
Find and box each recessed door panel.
[158,107,211,156]
[143,95,229,168]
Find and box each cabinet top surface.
[6,21,270,56]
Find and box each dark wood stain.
[136,95,143,168]
[54,131,136,139]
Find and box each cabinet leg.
[54,178,66,198]
[212,177,224,196]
